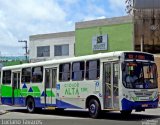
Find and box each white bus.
[0,51,158,118]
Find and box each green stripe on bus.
[32,86,40,93]
[1,85,12,97]
[34,93,41,97]
[28,92,34,96]
[14,89,21,97]
[21,88,28,97]
[46,90,55,97]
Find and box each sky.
[0,0,127,56]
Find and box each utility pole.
[18,40,28,61]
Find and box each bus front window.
[122,62,158,89]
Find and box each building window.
[37,46,50,57]
[86,60,100,80]
[54,44,69,56]
[22,67,31,83]
[72,61,84,81]
[59,63,70,81]
[2,70,11,84]
[32,66,43,83]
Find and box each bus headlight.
[153,92,158,100]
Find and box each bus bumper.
[121,98,158,111]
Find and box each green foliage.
[2,60,28,66]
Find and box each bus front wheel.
[26,97,35,113]
[88,99,101,118]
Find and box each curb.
[0,110,8,115]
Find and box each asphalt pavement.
[0,105,160,125]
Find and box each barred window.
[54,44,69,56]
[37,46,50,57]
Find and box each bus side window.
[2,70,11,84]
[21,67,31,83]
[32,66,43,83]
[86,60,100,80]
[59,63,70,81]
[72,61,84,81]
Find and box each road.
[0,105,160,125]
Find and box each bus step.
[45,107,56,110]
[103,108,119,111]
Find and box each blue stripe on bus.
[121,98,158,110]
[1,97,26,106]
[1,97,82,109]
[56,99,82,109]
[14,97,26,106]
[1,97,13,105]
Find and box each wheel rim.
[28,101,33,111]
[90,104,96,114]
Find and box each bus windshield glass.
[122,62,158,89]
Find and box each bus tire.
[26,97,35,113]
[88,99,101,118]
[120,110,132,116]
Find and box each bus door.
[103,62,119,109]
[12,72,20,105]
[45,68,57,105]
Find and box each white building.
[29,31,75,62]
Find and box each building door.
[12,72,20,105]
[103,62,119,109]
[45,68,57,105]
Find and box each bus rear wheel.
[26,97,35,113]
[88,99,101,118]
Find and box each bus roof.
[1,51,153,71]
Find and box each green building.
[75,16,133,56]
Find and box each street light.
[18,40,28,61]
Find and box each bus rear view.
[120,52,158,114]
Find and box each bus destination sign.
[125,52,154,61]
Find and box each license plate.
[142,104,148,107]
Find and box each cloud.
[0,0,71,56]
[108,0,126,17]
[0,0,126,56]
[83,16,106,21]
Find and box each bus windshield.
[122,62,158,89]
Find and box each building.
[29,31,75,62]
[28,15,160,92]
[75,16,133,56]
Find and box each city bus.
[0,51,158,118]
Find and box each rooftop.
[76,16,132,29]
[29,31,75,41]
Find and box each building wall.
[134,9,160,53]
[75,16,133,56]
[75,23,133,56]
[29,31,75,62]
